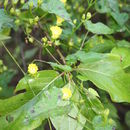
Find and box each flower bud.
[41,37,47,43]
[20,0,25,4]
[15,19,20,25]
[16,9,21,16]
[34,16,39,23]
[82,14,86,20]
[73,19,77,24]
[38,0,43,6]
[13,0,18,5]
[86,12,91,20]
[28,37,34,43]
[54,40,61,46]
[10,8,15,14]
[29,2,33,9]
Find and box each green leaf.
[92,115,115,130]
[76,51,130,102]
[51,105,86,130]
[0,70,16,99]
[0,9,13,32]
[0,87,71,130]
[125,111,130,128]
[51,83,86,130]
[111,47,130,69]
[110,12,129,26]
[117,40,130,48]
[88,88,100,98]
[84,20,114,34]
[0,34,11,41]
[95,0,119,13]
[23,0,73,25]
[49,62,72,72]
[0,70,63,115]
[84,35,115,52]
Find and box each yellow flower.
[56,16,64,25]
[60,0,67,4]
[28,63,38,75]
[62,87,72,100]
[50,26,62,39]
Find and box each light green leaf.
[92,115,115,130]
[88,88,100,98]
[0,87,71,130]
[51,83,86,130]
[117,40,130,48]
[0,34,11,41]
[111,47,130,69]
[0,70,63,115]
[84,20,114,34]
[51,105,86,130]
[84,35,115,52]
[76,52,130,102]
[49,62,72,72]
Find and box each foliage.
[0,0,130,129]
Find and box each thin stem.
[28,34,61,64]
[45,48,61,64]
[1,41,26,75]
[32,59,50,64]
[56,47,66,64]
[48,118,52,130]
[80,31,89,50]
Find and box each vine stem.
[1,41,26,75]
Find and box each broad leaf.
[84,20,114,34]
[84,35,115,52]
[95,0,119,13]
[0,70,63,115]
[110,12,129,26]
[51,105,86,130]
[75,51,130,102]
[111,47,130,69]
[0,87,71,130]
[22,0,72,25]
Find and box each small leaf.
[84,20,114,34]
[49,62,72,72]
[0,9,13,31]
[88,88,100,98]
